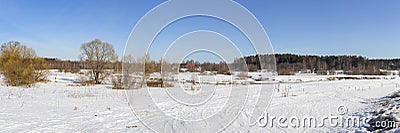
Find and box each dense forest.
[268,54,399,75]
[44,54,400,75]
[184,54,400,75]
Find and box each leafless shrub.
[0,41,48,86]
[111,75,124,89]
[76,75,92,86]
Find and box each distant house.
[295,69,316,76]
[179,68,188,72]
[334,70,345,75]
[179,63,201,72]
[187,63,195,67]
[148,72,161,80]
[146,72,174,87]
[201,71,213,75]
[248,69,276,81]
[380,69,400,76]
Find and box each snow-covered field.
[1,70,399,132]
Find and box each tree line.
[1,38,399,87]
[138,54,400,75]
[273,54,400,75]
[37,54,400,77]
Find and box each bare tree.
[80,39,117,84]
[122,54,146,89]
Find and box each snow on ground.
[0,70,400,132]
[0,71,139,132]
[359,90,400,132]
[264,80,400,132]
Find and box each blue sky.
[0,0,399,60]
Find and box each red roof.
[187,63,196,67]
